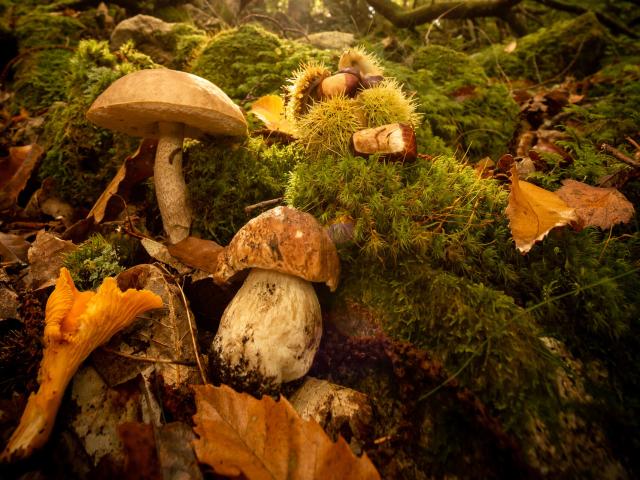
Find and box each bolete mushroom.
[211,206,340,391]
[86,68,247,244]
[1,268,162,461]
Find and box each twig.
[244,197,283,214]
[100,347,196,366]
[601,143,640,168]
[177,279,208,384]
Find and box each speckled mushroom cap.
[214,206,341,291]
[86,68,247,139]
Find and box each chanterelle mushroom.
[211,206,340,390]
[1,268,162,462]
[86,68,247,244]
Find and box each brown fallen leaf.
[87,139,156,224]
[250,95,297,137]
[0,232,30,265]
[166,236,224,274]
[506,166,577,253]
[0,144,44,211]
[192,384,380,480]
[556,179,635,230]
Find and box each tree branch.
[364,0,523,29]
[532,0,638,38]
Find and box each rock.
[301,31,355,51]
[111,14,173,64]
[110,14,205,68]
[290,377,372,454]
[24,231,77,290]
[91,264,201,388]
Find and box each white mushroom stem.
[155,121,192,244]
[212,268,322,386]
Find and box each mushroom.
[86,68,247,244]
[211,206,340,390]
[1,268,162,461]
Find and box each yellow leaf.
[192,384,380,480]
[505,167,577,253]
[250,95,296,136]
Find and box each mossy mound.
[63,234,124,290]
[8,5,87,111]
[184,136,302,245]
[38,40,157,207]
[475,12,610,82]
[190,24,336,106]
[408,45,519,160]
[286,154,556,429]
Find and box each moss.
[408,45,519,160]
[63,234,124,290]
[474,12,610,82]
[13,7,85,49]
[169,23,207,69]
[184,136,302,245]
[38,40,157,207]
[190,24,335,106]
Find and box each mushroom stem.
[155,121,191,244]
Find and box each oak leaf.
[250,95,296,137]
[556,179,635,230]
[506,166,577,253]
[192,384,380,480]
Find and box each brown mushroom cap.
[214,206,341,291]
[86,68,247,139]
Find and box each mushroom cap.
[214,206,341,291]
[86,68,247,139]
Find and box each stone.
[290,377,372,453]
[301,31,356,51]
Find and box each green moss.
[474,12,610,82]
[184,136,302,244]
[13,7,85,49]
[190,24,335,106]
[169,23,207,69]
[38,40,157,207]
[63,234,124,290]
[409,45,519,160]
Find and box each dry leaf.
[250,95,296,136]
[0,232,30,265]
[166,236,224,274]
[88,139,156,224]
[556,179,635,230]
[506,166,577,253]
[192,384,380,480]
[0,144,44,211]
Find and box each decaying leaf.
[88,139,156,224]
[250,95,296,136]
[506,166,577,253]
[192,384,380,480]
[0,144,44,211]
[0,232,30,265]
[166,236,224,274]
[556,179,635,230]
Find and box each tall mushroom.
[211,206,340,391]
[86,68,247,244]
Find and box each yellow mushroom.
[1,267,163,462]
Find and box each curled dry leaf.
[0,144,44,211]
[192,384,380,480]
[88,139,157,224]
[166,236,224,274]
[555,179,635,230]
[505,166,577,253]
[250,95,296,137]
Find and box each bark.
[364,0,523,28]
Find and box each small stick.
[601,143,640,168]
[244,197,283,214]
[177,279,208,384]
